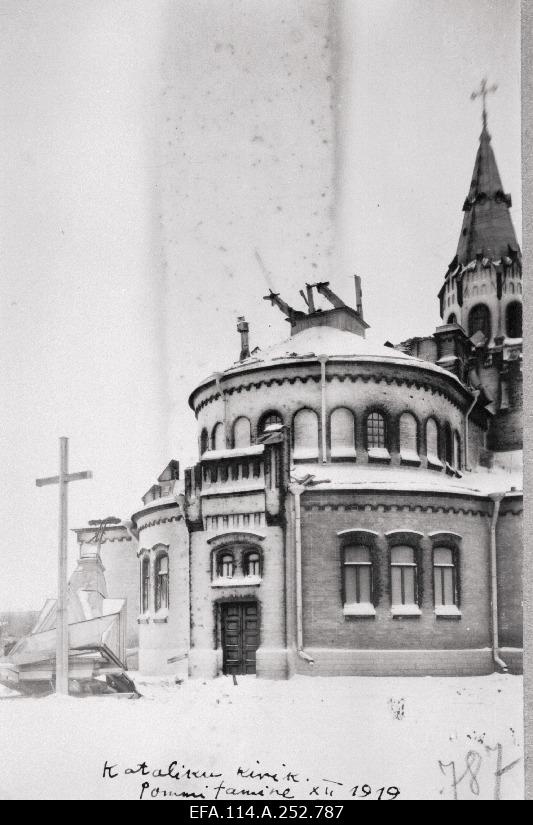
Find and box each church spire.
[455,79,520,265]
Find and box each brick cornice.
[191,362,475,416]
[302,502,488,516]
[136,514,182,534]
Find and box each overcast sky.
[0,0,521,610]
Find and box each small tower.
[438,81,522,452]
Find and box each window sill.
[293,450,320,462]
[435,606,462,619]
[153,616,169,624]
[400,450,421,466]
[427,455,443,471]
[137,615,150,625]
[367,447,391,463]
[212,576,261,588]
[343,603,376,617]
[391,605,421,618]
[331,449,357,461]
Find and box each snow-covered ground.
[0,674,523,801]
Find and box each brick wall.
[496,496,523,648]
[300,489,493,654]
[489,408,522,451]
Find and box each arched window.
[233,417,251,448]
[293,408,319,461]
[244,551,261,577]
[330,408,356,459]
[433,547,457,608]
[200,428,209,455]
[391,546,417,607]
[426,417,441,467]
[399,412,419,463]
[444,423,453,466]
[366,411,386,449]
[212,422,225,451]
[453,431,462,471]
[141,557,150,613]
[217,552,234,579]
[344,545,373,605]
[155,552,169,611]
[506,301,522,338]
[447,313,457,325]
[468,303,491,340]
[259,411,283,435]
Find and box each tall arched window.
[506,301,522,338]
[399,412,419,463]
[330,408,356,459]
[141,557,150,614]
[344,545,373,606]
[200,428,209,455]
[366,411,386,449]
[433,547,457,608]
[155,552,169,611]
[444,423,453,466]
[233,417,251,448]
[426,418,441,468]
[217,552,235,579]
[244,551,261,577]
[259,411,283,435]
[468,303,491,340]
[293,408,319,461]
[391,546,417,607]
[211,422,225,451]
[453,431,462,471]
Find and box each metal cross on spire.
[471,77,498,130]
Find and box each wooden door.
[221,602,259,675]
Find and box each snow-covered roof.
[292,462,522,498]
[190,327,468,404]
[232,326,414,367]
[202,445,264,461]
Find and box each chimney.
[237,316,250,360]
[354,275,364,319]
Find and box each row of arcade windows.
[209,539,459,616]
[448,301,522,339]
[201,411,461,468]
[140,550,169,614]
[343,544,459,616]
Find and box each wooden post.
[36,438,92,696]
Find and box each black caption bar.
[135,800,400,817]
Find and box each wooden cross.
[36,437,92,695]
[471,77,498,129]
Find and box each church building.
[76,103,523,680]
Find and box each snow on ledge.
[391,604,422,617]
[202,445,264,461]
[212,576,262,588]
[343,603,376,617]
[368,447,391,462]
[400,449,421,465]
[435,605,462,618]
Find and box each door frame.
[216,597,261,676]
